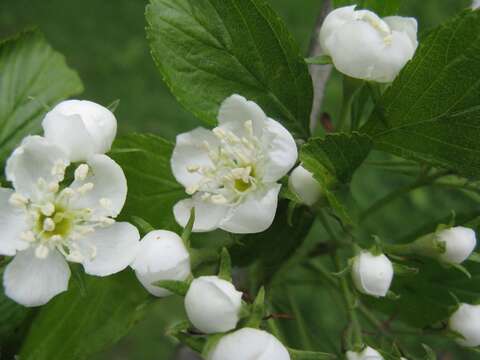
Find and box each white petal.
[81,222,140,277]
[261,118,298,182]
[0,188,28,255]
[328,20,386,81]
[171,127,218,189]
[220,184,281,234]
[3,248,70,307]
[70,154,127,217]
[383,16,418,47]
[42,111,95,162]
[131,230,191,297]
[5,136,68,199]
[319,5,356,53]
[173,196,228,233]
[44,100,117,157]
[217,94,267,137]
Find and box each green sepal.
[422,344,436,360]
[107,99,120,113]
[167,321,205,353]
[287,200,299,227]
[201,333,225,358]
[288,348,337,359]
[386,290,400,300]
[331,263,351,278]
[449,263,472,279]
[468,252,480,263]
[392,263,419,276]
[305,55,332,65]
[182,208,195,248]
[245,287,266,329]
[153,279,191,296]
[218,247,232,282]
[130,216,155,237]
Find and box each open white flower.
[42,100,117,162]
[449,303,480,347]
[352,251,394,297]
[171,94,298,234]
[184,275,242,334]
[1,136,139,307]
[131,230,190,297]
[207,327,290,360]
[346,346,384,360]
[320,5,418,82]
[437,226,476,264]
[288,165,322,206]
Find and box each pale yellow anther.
[41,203,55,217]
[9,193,28,208]
[77,182,94,194]
[74,164,90,181]
[21,231,36,242]
[187,165,200,172]
[48,182,60,193]
[211,194,227,204]
[43,218,56,232]
[186,184,199,195]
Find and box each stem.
[359,170,451,223]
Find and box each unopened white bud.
[352,251,393,297]
[346,346,384,360]
[207,328,290,360]
[288,165,322,206]
[184,275,242,334]
[130,230,191,297]
[319,6,418,82]
[437,226,476,264]
[449,303,480,347]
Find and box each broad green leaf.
[146,0,313,138]
[362,10,480,179]
[0,29,83,164]
[110,133,185,231]
[230,202,314,285]
[301,132,373,186]
[20,271,149,360]
[333,0,402,16]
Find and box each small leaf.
[218,248,232,282]
[422,344,437,360]
[181,208,195,248]
[154,280,191,296]
[288,348,338,359]
[393,263,419,276]
[468,252,480,263]
[201,334,224,357]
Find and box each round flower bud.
[319,6,417,82]
[449,303,480,347]
[352,251,394,298]
[43,100,117,162]
[184,275,242,334]
[346,346,384,360]
[288,165,322,206]
[437,226,476,264]
[130,230,191,297]
[207,328,290,360]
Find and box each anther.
[43,218,56,232]
[41,203,55,217]
[74,164,90,181]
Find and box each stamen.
[211,194,227,204]
[21,231,36,242]
[9,193,28,208]
[74,164,90,181]
[43,218,56,232]
[41,202,55,217]
[77,183,94,195]
[35,245,50,259]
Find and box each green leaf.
[245,287,266,328]
[110,133,185,231]
[0,29,83,164]
[218,247,232,282]
[301,132,373,186]
[146,0,313,138]
[362,10,480,179]
[305,55,332,65]
[288,348,337,360]
[20,271,149,360]
[333,0,402,17]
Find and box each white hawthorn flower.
[171,94,298,234]
[42,100,117,162]
[436,226,476,264]
[352,251,394,298]
[207,328,290,360]
[346,346,384,360]
[288,165,322,206]
[320,5,418,82]
[130,230,190,297]
[1,136,139,307]
[184,275,242,334]
[449,303,480,347]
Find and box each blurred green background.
[0,0,475,359]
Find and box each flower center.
[186,120,263,205]
[9,162,115,260]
